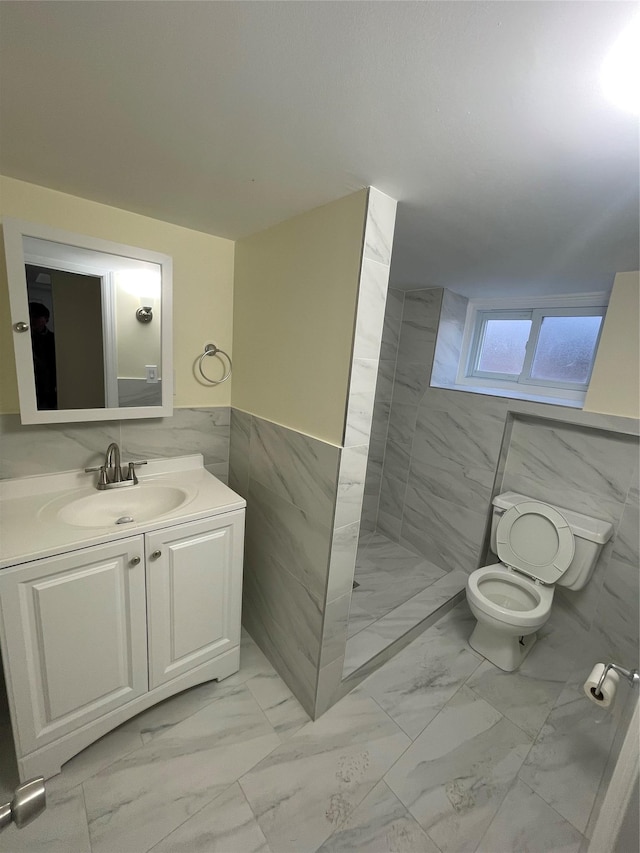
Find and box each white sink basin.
[41,483,193,528]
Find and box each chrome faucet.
[85,442,147,490]
[105,442,124,483]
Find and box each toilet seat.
[466,564,554,629]
[496,501,574,584]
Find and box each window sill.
[430,380,584,409]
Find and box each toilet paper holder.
[592,662,639,699]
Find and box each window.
[457,298,608,404]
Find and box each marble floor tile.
[358,605,483,739]
[317,780,440,853]
[245,668,310,741]
[225,629,279,685]
[0,596,629,853]
[83,683,281,853]
[119,680,223,744]
[353,561,446,621]
[517,680,618,833]
[150,782,271,853]
[476,778,584,853]
[369,571,467,642]
[385,685,533,853]
[465,659,566,740]
[343,628,392,677]
[346,601,376,638]
[239,691,411,853]
[345,532,458,677]
[55,726,145,791]
[0,781,91,853]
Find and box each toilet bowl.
[465,493,613,672]
[467,564,554,670]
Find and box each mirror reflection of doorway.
[26,265,105,410]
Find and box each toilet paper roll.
[584,663,619,708]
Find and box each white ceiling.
[1,1,638,297]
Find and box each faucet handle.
[125,461,147,483]
[85,466,109,488]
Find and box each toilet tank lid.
[492,492,613,544]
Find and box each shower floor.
[344,531,467,676]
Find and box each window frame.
[457,294,609,404]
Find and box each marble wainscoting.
[230,409,342,717]
[0,407,231,481]
[500,415,639,638]
[117,377,162,408]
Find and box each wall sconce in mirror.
[136,306,153,323]
[2,217,173,424]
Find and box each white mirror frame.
[3,217,173,424]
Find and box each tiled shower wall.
[366,287,639,579]
[0,407,231,481]
[359,285,639,835]
[364,286,639,655]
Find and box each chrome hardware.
[105,442,123,483]
[125,460,147,485]
[0,777,46,831]
[116,516,135,525]
[13,321,29,333]
[129,556,141,567]
[85,445,147,490]
[84,465,109,487]
[197,342,232,385]
[594,663,640,698]
[151,550,162,559]
[135,306,153,323]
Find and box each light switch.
[145,365,158,383]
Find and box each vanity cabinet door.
[0,537,148,755]
[146,510,244,690]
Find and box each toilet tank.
[490,492,614,590]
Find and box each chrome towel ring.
[197,343,232,385]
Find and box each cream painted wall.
[585,271,640,419]
[232,189,368,445]
[0,176,235,413]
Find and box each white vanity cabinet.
[0,506,245,781]
[0,537,148,755]
[146,514,243,689]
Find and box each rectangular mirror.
[3,218,173,424]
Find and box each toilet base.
[469,622,537,672]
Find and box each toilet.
[466,492,613,671]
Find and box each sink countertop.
[0,455,245,570]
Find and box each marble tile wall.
[356,284,638,807]
[500,416,639,641]
[0,406,231,481]
[361,288,404,534]
[371,287,640,588]
[229,409,341,717]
